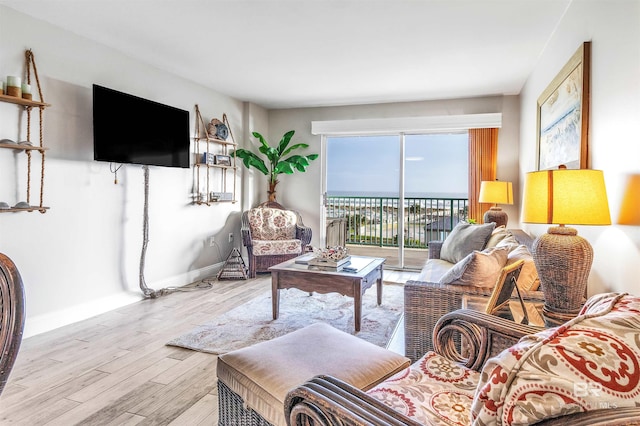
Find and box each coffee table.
[268,255,386,332]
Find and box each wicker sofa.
[405,225,544,361]
[286,293,640,425]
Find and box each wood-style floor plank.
[0,270,417,425]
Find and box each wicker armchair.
[285,307,640,426]
[0,253,26,396]
[241,202,312,278]
[405,239,545,362]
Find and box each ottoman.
[217,322,411,426]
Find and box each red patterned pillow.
[472,292,640,425]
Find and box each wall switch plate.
[209,236,215,247]
[228,233,234,243]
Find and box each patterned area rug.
[167,283,404,354]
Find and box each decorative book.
[308,256,352,268]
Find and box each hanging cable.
[110,163,123,184]
[139,165,212,299]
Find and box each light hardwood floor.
[1,269,418,425]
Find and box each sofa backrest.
[248,207,298,241]
[472,292,640,425]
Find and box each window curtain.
[468,128,498,223]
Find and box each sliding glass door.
[325,132,468,270]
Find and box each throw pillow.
[472,293,640,425]
[484,225,511,249]
[439,246,509,288]
[440,222,496,264]
[506,245,540,291]
[495,233,520,251]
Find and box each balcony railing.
[326,195,469,248]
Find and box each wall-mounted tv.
[93,84,190,168]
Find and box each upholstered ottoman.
[216,322,411,426]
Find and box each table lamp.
[522,166,611,326]
[618,174,640,225]
[478,180,513,227]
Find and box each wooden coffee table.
[268,256,386,332]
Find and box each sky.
[327,133,469,197]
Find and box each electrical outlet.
[228,233,234,243]
[209,236,215,247]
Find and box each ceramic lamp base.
[483,206,508,228]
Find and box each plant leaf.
[233,149,268,175]
[274,161,295,174]
[281,142,310,157]
[277,130,295,155]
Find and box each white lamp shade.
[522,169,611,225]
[478,181,513,205]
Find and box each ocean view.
[326,192,469,247]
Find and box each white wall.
[268,95,522,247]
[0,7,249,337]
[518,0,640,295]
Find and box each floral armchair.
[285,292,640,425]
[241,202,312,278]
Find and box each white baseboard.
[23,262,225,339]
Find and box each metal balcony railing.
[326,195,469,248]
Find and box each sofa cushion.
[506,244,540,291]
[248,207,298,240]
[438,247,509,288]
[484,225,511,249]
[440,222,496,264]
[416,258,454,282]
[472,292,640,425]
[252,239,302,256]
[367,351,480,425]
[495,233,520,251]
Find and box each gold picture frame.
[485,260,528,324]
[536,41,591,170]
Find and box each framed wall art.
[214,154,232,167]
[536,41,591,170]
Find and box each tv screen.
[93,84,190,168]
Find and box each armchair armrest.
[427,240,443,259]
[295,223,312,247]
[241,225,252,248]
[284,375,421,426]
[433,309,544,371]
[404,278,545,362]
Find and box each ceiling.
[1,0,572,109]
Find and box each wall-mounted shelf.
[0,93,50,108]
[0,50,50,214]
[193,105,237,205]
[0,142,49,152]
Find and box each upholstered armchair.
[241,202,312,278]
[286,293,640,425]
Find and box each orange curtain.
[468,128,498,223]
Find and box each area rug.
[166,283,404,354]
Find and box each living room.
[1,0,639,424]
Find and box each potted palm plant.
[233,130,318,202]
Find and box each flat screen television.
[93,84,190,168]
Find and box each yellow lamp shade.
[522,169,611,225]
[478,181,513,205]
[618,174,640,225]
